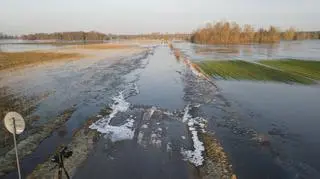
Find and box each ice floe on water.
[181,130,205,167]
[89,83,139,142]
[90,91,130,130]
[182,104,192,123]
[103,119,135,142]
[141,124,148,129]
[180,105,207,167]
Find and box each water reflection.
[216,80,320,179]
[174,40,320,61]
[0,39,60,52]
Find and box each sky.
[1,0,319,35]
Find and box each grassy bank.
[0,51,81,70]
[260,59,320,80]
[200,133,236,179]
[196,60,314,84]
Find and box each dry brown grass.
[74,43,134,50]
[0,51,81,70]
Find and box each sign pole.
[12,118,22,179]
[4,112,26,179]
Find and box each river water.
[1,41,320,179]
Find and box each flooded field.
[0,40,320,179]
[0,40,62,52]
[174,40,320,61]
[173,40,320,179]
[212,81,320,179]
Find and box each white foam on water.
[89,84,139,142]
[141,124,148,129]
[163,111,174,116]
[90,90,130,130]
[194,104,201,108]
[102,119,135,142]
[181,129,205,166]
[180,105,207,166]
[182,105,192,123]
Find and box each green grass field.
[196,60,315,84]
[260,59,320,80]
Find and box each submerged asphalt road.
[74,46,207,179]
[74,45,320,179]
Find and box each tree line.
[0,33,17,39]
[21,31,109,41]
[20,31,191,41]
[191,21,320,44]
[117,33,190,41]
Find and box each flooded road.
[74,46,210,179]
[1,41,320,179]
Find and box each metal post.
[12,118,22,179]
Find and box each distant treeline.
[117,33,190,41]
[20,31,191,41]
[0,33,17,39]
[21,31,109,41]
[191,21,320,44]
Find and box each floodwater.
[173,40,320,179]
[211,81,320,179]
[74,46,205,179]
[174,40,320,61]
[0,47,152,178]
[1,40,320,179]
[0,40,61,52]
